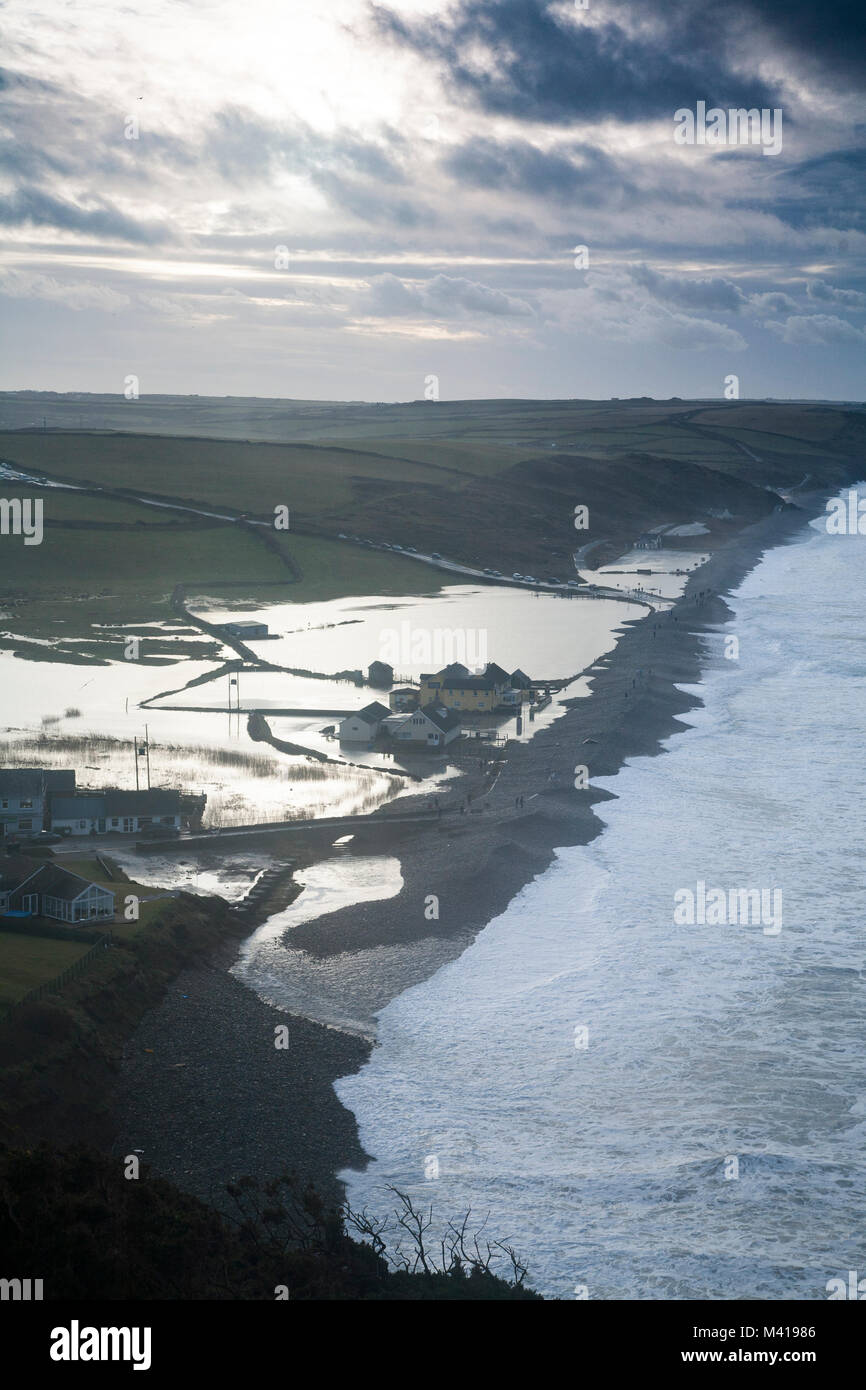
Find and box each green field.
[0,433,458,514]
[0,933,93,1007]
[1,400,864,638]
[1,507,290,595]
[31,490,181,526]
[270,533,440,601]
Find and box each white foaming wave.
[336,505,866,1300]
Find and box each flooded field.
[191,584,635,680]
[580,547,710,600]
[1,583,639,825]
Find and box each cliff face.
[0,893,239,1151]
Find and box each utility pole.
[134,737,140,790]
[144,725,151,789]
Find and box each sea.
[335,498,866,1300]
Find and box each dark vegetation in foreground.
[0,1144,541,1300]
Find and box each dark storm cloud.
[369,0,784,125]
[630,264,747,313]
[738,0,866,84]
[311,171,435,227]
[442,137,633,204]
[807,279,866,307]
[0,187,170,244]
[727,147,866,233]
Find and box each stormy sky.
[1,0,864,400]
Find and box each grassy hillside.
[2,399,864,627]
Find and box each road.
[0,458,655,608]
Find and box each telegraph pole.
[144,725,151,789]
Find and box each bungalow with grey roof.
[0,855,114,923]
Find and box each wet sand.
[113,503,816,1213]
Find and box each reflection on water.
[110,846,278,899]
[1,583,639,822]
[192,585,635,681]
[232,856,404,1035]
[581,548,709,601]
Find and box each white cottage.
[338,701,391,743]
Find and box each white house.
[338,701,391,743]
[383,703,461,748]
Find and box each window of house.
[78,820,86,829]
[18,819,32,830]
[111,819,119,827]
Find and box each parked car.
[512,572,523,580]
[16,830,63,847]
[392,544,404,551]
[405,545,417,552]
[524,575,537,583]
[567,579,580,587]
[431,552,442,560]
[491,569,502,577]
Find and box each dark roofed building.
[50,796,108,834]
[50,789,183,834]
[482,662,510,687]
[383,703,461,748]
[339,701,391,743]
[218,621,269,639]
[0,768,76,839]
[367,660,394,688]
[0,854,41,908]
[420,704,461,736]
[389,687,419,713]
[0,770,45,800]
[103,790,181,820]
[43,770,77,794]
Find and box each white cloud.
[0,268,130,312]
[765,313,866,346]
[359,272,533,319]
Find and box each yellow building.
[420,662,509,713]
